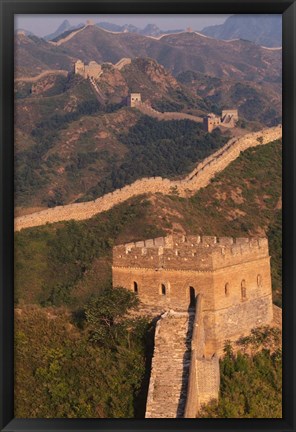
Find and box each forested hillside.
[14,139,282,418]
[200,327,282,418]
[15,57,231,209]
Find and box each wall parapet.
[112,234,269,271]
[184,294,220,418]
[184,294,203,418]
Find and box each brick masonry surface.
[114,234,274,418]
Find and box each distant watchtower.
[128,93,142,107]
[74,60,85,77]
[203,109,239,132]
[203,113,221,133]
[112,234,273,353]
[74,60,102,79]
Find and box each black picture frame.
[0,0,295,431]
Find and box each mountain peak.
[56,19,71,33]
[201,14,282,47]
[44,19,84,41]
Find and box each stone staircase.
[88,76,105,103]
[145,310,195,418]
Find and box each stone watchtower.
[203,113,221,133]
[74,60,85,77]
[128,93,141,107]
[112,234,273,354]
[203,109,239,132]
[74,60,102,79]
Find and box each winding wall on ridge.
[14,125,282,231]
[14,70,68,83]
[135,101,203,123]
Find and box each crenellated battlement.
[113,235,269,270]
[113,238,273,419]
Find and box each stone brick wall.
[15,69,68,83]
[112,266,215,311]
[74,60,102,79]
[84,61,102,78]
[114,58,132,70]
[196,355,220,407]
[135,102,203,123]
[205,254,273,354]
[51,25,88,46]
[74,57,130,80]
[184,294,205,418]
[14,125,282,231]
[128,93,141,107]
[121,233,273,418]
[222,109,238,121]
[148,294,220,418]
[145,310,194,418]
[113,234,273,354]
[203,115,221,132]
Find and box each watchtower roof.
[113,234,269,271]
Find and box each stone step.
[145,311,195,418]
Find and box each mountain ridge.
[15,25,282,83]
[201,14,282,48]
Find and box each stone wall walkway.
[14,125,282,231]
[15,70,68,82]
[145,310,195,418]
[135,102,203,123]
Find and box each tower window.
[225,283,229,296]
[161,284,166,295]
[189,286,196,308]
[241,280,247,300]
[257,274,262,287]
[133,281,138,294]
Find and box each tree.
[85,287,139,346]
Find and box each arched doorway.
[189,286,196,309]
[133,281,138,294]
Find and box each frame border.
[1,1,295,431]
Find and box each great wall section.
[15,125,282,232]
[145,310,194,418]
[145,297,220,418]
[14,69,68,83]
[135,101,203,123]
[113,232,276,417]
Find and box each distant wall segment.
[14,125,282,231]
[135,101,203,123]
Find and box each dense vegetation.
[15,287,153,418]
[15,91,101,207]
[15,198,165,306]
[200,327,282,418]
[15,103,127,208]
[80,116,228,201]
[14,140,282,418]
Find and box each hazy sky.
[15,14,231,37]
